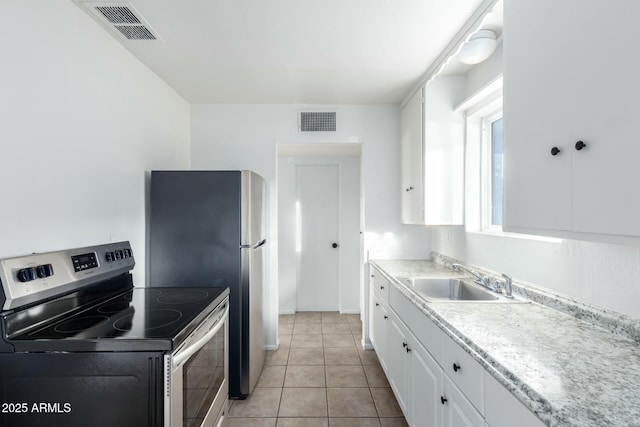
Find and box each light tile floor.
[223,312,408,427]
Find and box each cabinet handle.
[380,286,385,290]
[453,362,461,372]
[550,146,560,156]
[406,346,412,353]
[440,396,448,405]
[383,315,388,320]
[375,303,379,307]
[402,342,407,348]
[575,140,586,151]
[405,186,414,192]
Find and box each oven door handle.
[173,303,228,369]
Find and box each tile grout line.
[272,311,396,427]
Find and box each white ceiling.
[78,0,486,104]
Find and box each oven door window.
[182,325,225,427]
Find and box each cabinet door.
[504,0,640,237]
[503,0,572,232]
[564,1,640,236]
[388,314,409,416]
[401,88,424,224]
[408,335,442,427]
[423,75,465,225]
[369,288,378,349]
[442,375,484,427]
[484,372,544,427]
[371,294,390,372]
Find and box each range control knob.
[36,264,54,278]
[17,267,37,283]
[105,251,114,262]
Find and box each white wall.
[466,41,503,97]
[190,104,432,346]
[0,1,190,285]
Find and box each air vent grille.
[96,6,140,24]
[300,112,337,132]
[115,25,155,40]
[78,2,162,41]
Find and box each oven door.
[165,297,229,427]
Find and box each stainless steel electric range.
[0,242,229,427]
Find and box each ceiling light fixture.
[457,29,498,65]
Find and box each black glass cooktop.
[9,287,228,352]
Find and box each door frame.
[276,143,364,315]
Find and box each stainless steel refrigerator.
[147,170,265,399]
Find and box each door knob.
[331,243,339,248]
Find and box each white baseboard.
[264,344,278,351]
[279,309,361,315]
[361,336,373,350]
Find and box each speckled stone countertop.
[370,258,640,427]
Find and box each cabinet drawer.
[441,331,484,414]
[370,265,390,303]
[389,285,445,367]
[484,372,544,427]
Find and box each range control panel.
[0,241,135,311]
[71,253,99,272]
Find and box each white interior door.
[296,164,339,311]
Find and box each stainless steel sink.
[398,277,528,303]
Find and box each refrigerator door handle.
[252,239,267,249]
[240,239,267,250]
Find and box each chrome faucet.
[501,273,513,298]
[451,263,501,293]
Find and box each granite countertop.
[370,259,640,427]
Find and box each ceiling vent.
[79,2,162,41]
[299,111,337,132]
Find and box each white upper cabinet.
[400,88,425,224]
[424,76,465,225]
[400,78,465,225]
[503,0,640,240]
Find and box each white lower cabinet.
[369,289,390,372]
[442,375,484,427]
[484,372,544,427]
[388,313,409,415]
[408,332,442,427]
[441,330,484,412]
[385,311,482,427]
[368,272,545,427]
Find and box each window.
[482,110,503,230]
